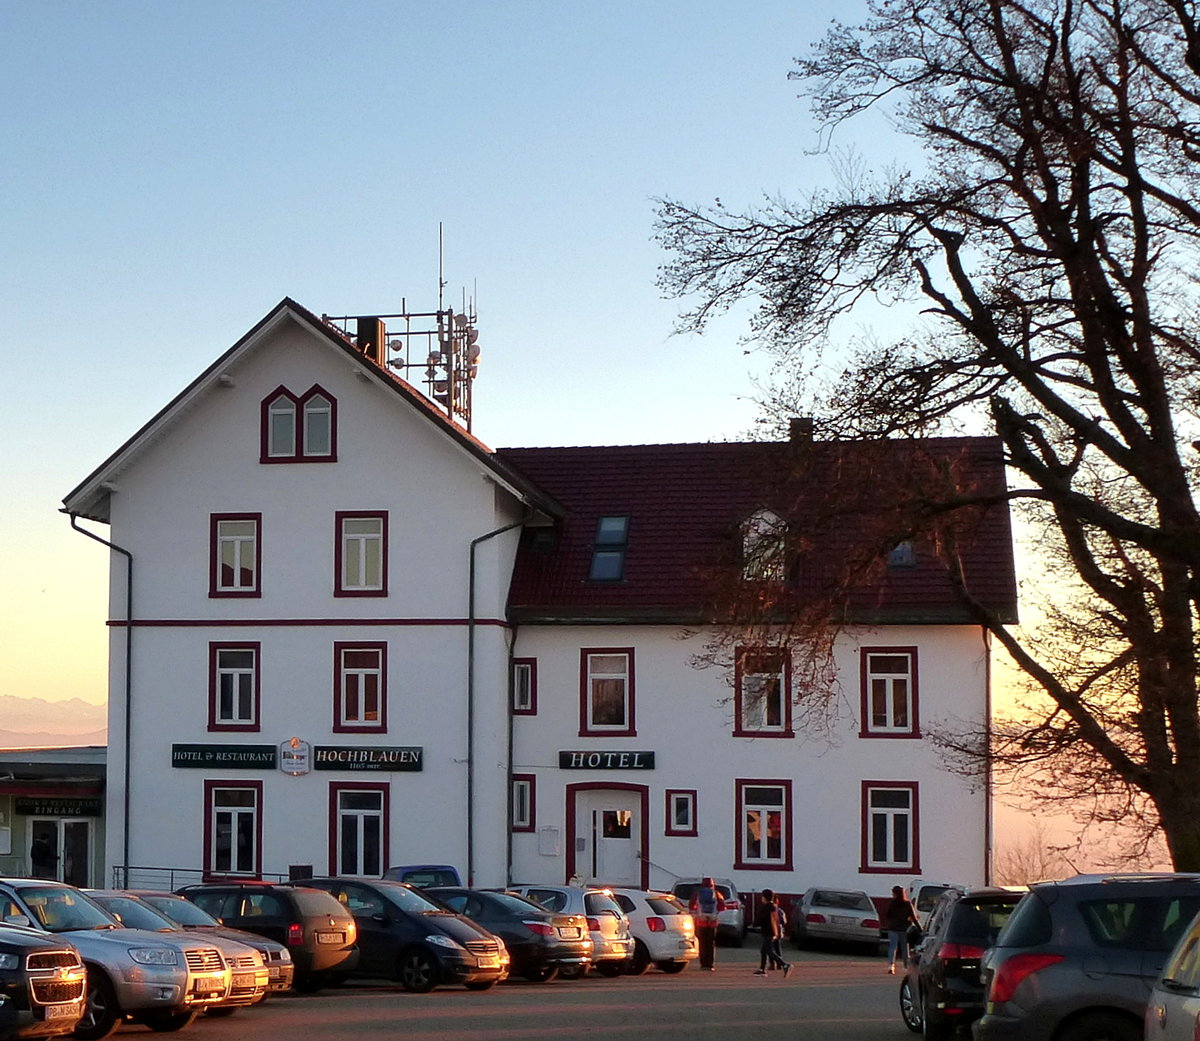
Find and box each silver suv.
[506,885,634,976]
[0,878,230,1040]
[978,873,1200,1041]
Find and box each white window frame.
[736,780,791,869]
[862,648,918,736]
[735,649,791,736]
[335,644,385,732]
[339,514,385,593]
[581,649,634,735]
[213,516,259,595]
[208,784,259,877]
[335,786,385,877]
[665,789,696,836]
[512,659,536,714]
[266,394,297,457]
[212,645,257,727]
[863,782,917,871]
[512,775,535,832]
[303,394,333,457]
[742,509,787,582]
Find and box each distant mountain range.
[0,696,106,749]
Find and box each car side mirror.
[3,914,31,928]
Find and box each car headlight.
[425,935,463,950]
[129,947,179,965]
[0,953,18,970]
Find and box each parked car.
[977,873,1200,1041]
[427,887,591,982]
[298,877,508,992]
[669,878,747,946]
[381,865,462,888]
[177,881,358,994]
[0,877,230,1040]
[0,923,86,1040]
[898,886,1023,1040]
[130,891,294,995]
[506,885,634,976]
[87,890,269,1014]
[1146,905,1200,1041]
[609,888,696,974]
[791,887,883,952]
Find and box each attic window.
[887,540,916,568]
[589,516,629,582]
[742,509,787,582]
[261,385,337,463]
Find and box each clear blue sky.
[2,0,864,706]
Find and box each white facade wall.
[100,316,522,884]
[510,623,990,902]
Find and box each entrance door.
[29,819,91,886]
[573,789,642,887]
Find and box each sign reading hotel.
[313,746,423,771]
[171,744,277,769]
[558,750,655,770]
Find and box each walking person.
[883,885,919,974]
[689,876,724,971]
[754,889,792,977]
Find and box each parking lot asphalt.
[172,943,917,1041]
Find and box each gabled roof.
[62,298,560,523]
[497,438,1018,626]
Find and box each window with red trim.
[209,642,260,731]
[861,781,919,872]
[335,512,387,596]
[260,384,337,463]
[210,514,261,598]
[334,643,387,732]
[665,789,697,836]
[512,658,537,715]
[204,780,262,878]
[330,783,388,877]
[860,647,920,737]
[733,647,792,737]
[512,774,536,832]
[734,779,792,870]
[579,648,635,736]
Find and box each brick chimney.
[789,416,814,443]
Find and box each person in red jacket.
[689,877,724,970]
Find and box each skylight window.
[589,516,629,581]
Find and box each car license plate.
[317,932,343,944]
[44,1004,79,1019]
[831,915,854,925]
[194,977,225,992]
[233,973,256,987]
[558,927,580,938]
[476,957,498,968]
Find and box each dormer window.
[261,385,337,463]
[742,509,787,581]
[887,540,916,567]
[589,516,629,581]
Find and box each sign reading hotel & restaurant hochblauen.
[558,750,655,770]
[313,746,423,771]
[171,744,276,768]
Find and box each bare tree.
[656,0,1200,867]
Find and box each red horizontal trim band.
[107,617,510,629]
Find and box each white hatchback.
[609,888,696,974]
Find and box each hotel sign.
[313,746,423,771]
[558,750,655,770]
[171,744,276,769]
[14,797,103,817]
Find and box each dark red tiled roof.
[497,438,1017,626]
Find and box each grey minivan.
[1146,906,1200,1041]
[977,873,1200,1041]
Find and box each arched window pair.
[261,385,336,462]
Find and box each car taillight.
[723,900,740,910]
[286,923,304,946]
[863,919,880,930]
[937,942,986,961]
[987,953,1065,1003]
[806,913,827,924]
[587,917,600,931]
[523,921,554,937]
[647,917,666,932]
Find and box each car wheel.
[628,941,652,975]
[523,966,559,983]
[293,971,326,994]
[464,980,498,991]
[141,1010,198,1033]
[1057,1012,1142,1041]
[73,970,121,1041]
[656,960,687,974]
[899,977,923,1034]
[204,1006,238,1017]
[398,949,439,993]
[594,960,624,977]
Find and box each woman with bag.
[689,876,724,970]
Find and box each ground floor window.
[204,781,261,877]
[330,783,387,876]
[861,781,919,872]
[734,779,792,870]
[512,775,536,832]
[664,789,697,836]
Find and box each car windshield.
[142,896,219,928]
[812,890,875,912]
[19,887,120,932]
[94,896,177,932]
[378,885,444,913]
